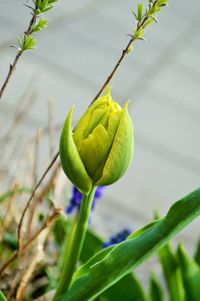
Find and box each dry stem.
[0,207,60,277]
[17,160,60,252]
[15,229,49,301]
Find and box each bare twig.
[17,153,59,252]
[91,6,151,103]
[26,130,41,239]
[91,37,134,103]
[0,0,60,101]
[0,207,60,277]
[32,129,41,186]
[26,162,60,242]
[47,98,55,159]
[0,50,23,100]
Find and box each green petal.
[59,107,92,194]
[78,124,109,181]
[96,102,134,186]
[83,108,108,139]
[73,88,115,146]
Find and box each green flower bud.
[59,88,134,194]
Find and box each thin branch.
[0,14,36,100]
[91,6,151,103]
[26,129,41,239]
[25,162,60,242]
[47,98,55,158]
[0,51,23,99]
[0,0,60,101]
[91,37,134,103]
[32,129,40,187]
[17,153,59,252]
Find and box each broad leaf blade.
[57,188,200,301]
[81,231,146,301]
[100,274,146,301]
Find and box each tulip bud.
[59,88,134,194]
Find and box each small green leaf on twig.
[48,0,59,3]
[134,27,144,39]
[137,3,143,22]
[17,35,36,51]
[41,4,54,13]
[22,35,36,50]
[132,1,169,40]
[127,45,134,53]
[132,10,138,21]
[143,18,154,28]
[159,0,168,7]
[32,18,48,33]
[35,0,57,13]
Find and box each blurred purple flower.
[66,186,104,215]
[102,228,132,248]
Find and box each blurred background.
[0,0,199,260]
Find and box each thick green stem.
[53,187,96,300]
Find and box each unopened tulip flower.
[59,88,134,194]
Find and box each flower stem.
[53,186,96,300]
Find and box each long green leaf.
[149,274,164,301]
[74,221,158,282]
[194,239,200,266]
[57,188,200,301]
[177,244,200,301]
[158,243,184,301]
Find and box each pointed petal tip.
[122,100,131,112]
[105,85,113,95]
